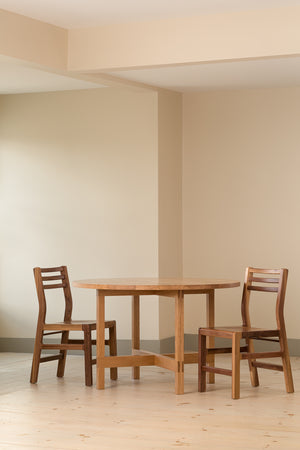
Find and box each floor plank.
[0,353,299,449]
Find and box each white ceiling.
[0,0,299,28]
[0,56,104,95]
[3,55,300,95]
[109,56,300,92]
[1,1,300,93]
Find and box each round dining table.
[73,277,240,394]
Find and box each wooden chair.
[30,266,117,386]
[198,267,294,399]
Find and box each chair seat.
[200,326,280,339]
[44,320,97,331]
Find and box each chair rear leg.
[198,332,207,392]
[232,333,241,399]
[57,331,69,378]
[83,326,93,386]
[279,334,294,393]
[30,327,43,383]
[109,321,118,380]
[246,338,259,387]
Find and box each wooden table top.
[73,277,240,291]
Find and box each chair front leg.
[232,332,242,399]
[109,321,118,380]
[57,330,69,378]
[246,337,259,387]
[30,326,43,383]
[279,333,294,393]
[198,332,207,393]
[83,326,93,386]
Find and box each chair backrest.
[241,267,288,331]
[33,266,73,324]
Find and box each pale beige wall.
[183,87,300,339]
[157,90,182,339]
[3,83,299,344]
[0,87,159,340]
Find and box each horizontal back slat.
[43,283,66,290]
[42,275,65,282]
[248,285,278,293]
[248,268,281,275]
[250,276,279,284]
[40,266,64,273]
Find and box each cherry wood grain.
[132,295,140,380]
[175,291,184,394]
[73,278,240,291]
[74,277,240,394]
[206,290,215,384]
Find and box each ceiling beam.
[68,6,300,73]
[0,9,67,70]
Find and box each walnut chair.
[198,267,294,399]
[30,266,117,386]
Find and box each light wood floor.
[0,353,299,449]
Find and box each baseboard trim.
[0,338,166,356]
[0,335,299,356]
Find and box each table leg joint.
[177,361,184,373]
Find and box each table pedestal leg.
[206,290,215,384]
[132,295,140,379]
[96,290,105,389]
[175,291,184,394]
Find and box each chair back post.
[241,267,288,332]
[33,266,73,324]
[241,267,251,327]
[33,267,47,325]
[276,268,288,335]
[61,266,73,322]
